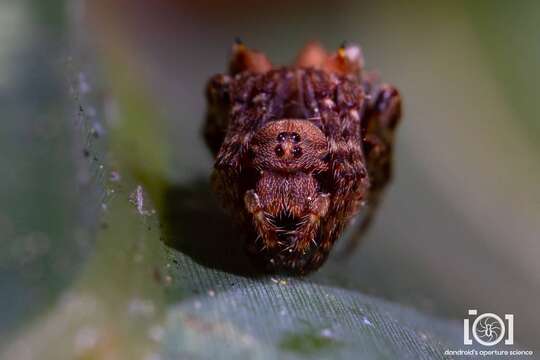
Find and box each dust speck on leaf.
[271,277,288,285]
[362,317,373,326]
[163,274,172,285]
[130,185,149,215]
[320,328,333,338]
[110,171,121,182]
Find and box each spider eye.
[275,145,284,157]
[277,132,287,142]
[292,146,302,158]
[291,132,301,143]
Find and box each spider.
[203,40,402,274]
[477,317,502,342]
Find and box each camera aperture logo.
[443,310,534,357]
[464,310,512,346]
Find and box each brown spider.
[204,40,402,274]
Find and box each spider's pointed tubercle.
[294,41,329,69]
[295,41,364,77]
[229,39,272,75]
[325,42,364,77]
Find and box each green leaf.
[1,3,488,359]
[1,54,464,360]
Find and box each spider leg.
[292,193,330,253]
[297,77,369,268]
[244,190,279,250]
[206,40,275,158]
[339,83,402,255]
[289,72,368,269]
[204,74,232,156]
[212,72,279,213]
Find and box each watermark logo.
[443,309,534,357]
[464,310,513,346]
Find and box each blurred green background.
[0,0,539,359]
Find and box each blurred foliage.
[466,1,540,148]
[0,0,539,359]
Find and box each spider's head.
[243,120,331,272]
[249,119,328,173]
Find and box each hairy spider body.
[204,41,401,274]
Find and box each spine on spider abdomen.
[203,40,402,274]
